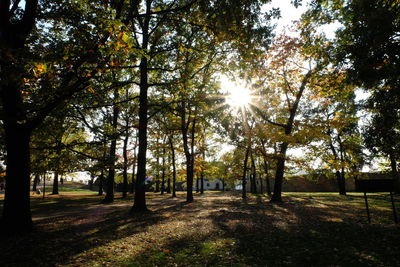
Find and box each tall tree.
[0,0,124,232]
[306,0,400,183]
[252,34,325,202]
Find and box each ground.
[0,189,399,266]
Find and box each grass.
[0,191,399,266]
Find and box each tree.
[0,0,125,232]
[252,34,322,202]
[364,90,400,186]
[306,0,400,187]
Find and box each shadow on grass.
[1,193,399,266]
[207,196,400,266]
[0,194,197,267]
[123,194,400,266]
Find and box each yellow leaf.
[86,87,95,94]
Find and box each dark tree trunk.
[130,157,136,194]
[270,71,312,202]
[132,3,150,212]
[186,161,194,202]
[338,137,347,195]
[161,143,166,195]
[60,176,64,185]
[250,152,257,194]
[196,178,199,193]
[266,176,272,196]
[122,128,129,198]
[166,177,171,194]
[89,174,95,191]
[169,136,177,197]
[271,142,288,202]
[200,171,204,194]
[328,130,346,195]
[181,100,197,203]
[389,151,400,191]
[200,148,205,194]
[155,137,160,193]
[261,142,272,196]
[98,169,104,196]
[1,125,33,232]
[42,175,46,199]
[130,136,137,194]
[242,145,250,199]
[166,154,171,194]
[52,172,59,195]
[32,174,39,192]
[335,170,346,195]
[103,87,119,203]
[103,139,117,202]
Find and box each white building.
[193,178,226,191]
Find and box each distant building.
[193,178,226,191]
[176,178,227,191]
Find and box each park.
[1,0,400,266]
[1,183,400,266]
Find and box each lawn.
[0,191,399,266]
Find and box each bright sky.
[266,0,309,33]
[266,0,340,38]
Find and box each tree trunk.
[186,160,194,202]
[161,143,166,195]
[42,174,46,199]
[122,128,129,198]
[250,152,257,194]
[389,152,400,191]
[130,133,138,194]
[337,137,347,195]
[169,136,177,197]
[88,174,94,191]
[200,170,204,194]
[335,170,346,195]
[269,71,312,202]
[103,87,119,203]
[98,169,104,196]
[328,130,346,195]
[196,177,199,193]
[166,177,171,194]
[155,137,160,193]
[271,142,288,202]
[132,3,150,212]
[261,144,272,196]
[52,172,59,195]
[242,145,250,199]
[181,100,197,203]
[130,162,136,194]
[0,51,34,232]
[32,174,39,192]
[1,125,33,232]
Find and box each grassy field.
[0,191,399,266]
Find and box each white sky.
[266,0,309,34]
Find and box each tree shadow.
[204,194,400,266]
[0,194,200,267]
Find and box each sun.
[226,86,252,108]
[222,77,253,109]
